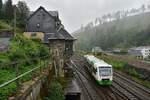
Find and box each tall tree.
[141,4,146,12]
[0,0,3,18]
[98,18,102,25]
[148,5,150,10]
[16,1,29,28]
[102,15,107,22]
[95,18,99,26]
[107,13,111,22]
[80,24,84,31]
[0,0,2,10]
[115,11,121,20]
[5,0,14,20]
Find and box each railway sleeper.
[112,82,138,100]
[114,78,149,100]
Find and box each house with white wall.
[128,46,150,59]
[92,47,102,53]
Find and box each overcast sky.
[4,0,150,33]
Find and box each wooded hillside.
[73,12,150,51]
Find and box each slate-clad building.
[25,6,76,76]
[26,7,59,33]
[25,6,76,56]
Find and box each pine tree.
[5,0,13,20]
[0,0,3,19]
[0,0,2,10]
[141,4,146,12]
[16,1,29,28]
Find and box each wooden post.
[13,6,17,37]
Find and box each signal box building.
[25,6,76,76]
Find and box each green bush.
[38,45,49,58]
[0,68,16,100]
[0,20,13,31]
[7,34,49,62]
[128,68,140,78]
[110,61,127,70]
[44,79,65,100]
[0,83,17,100]
[97,55,127,70]
[0,34,49,99]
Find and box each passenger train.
[84,55,113,85]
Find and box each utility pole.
[14,6,16,37]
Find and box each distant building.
[92,47,102,53]
[113,48,122,53]
[128,46,150,59]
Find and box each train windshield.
[99,67,111,76]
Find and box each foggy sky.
[4,0,150,33]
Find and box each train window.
[99,67,111,76]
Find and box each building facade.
[25,6,76,76]
[92,47,102,53]
[26,7,59,33]
[23,32,44,40]
[128,46,150,59]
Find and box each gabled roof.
[43,31,65,43]
[58,28,76,40]
[27,6,58,21]
[27,6,76,43]
[49,11,58,17]
[43,29,76,43]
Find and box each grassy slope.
[0,20,13,31]
[74,12,150,50]
[0,21,49,99]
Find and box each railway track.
[73,70,94,100]
[72,61,106,100]
[71,55,126,100]
[112,81,139,100]
[114,71,150,93]
[83,60,128,100]
[70,55,150,100]
[113,72,150,100]
[70,62,101,100]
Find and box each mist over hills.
[73,11,150,51]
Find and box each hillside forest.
[73,4,150,51]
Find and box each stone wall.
[49,39,66,77]
[14,65,53,100]
[65,41,74,61]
